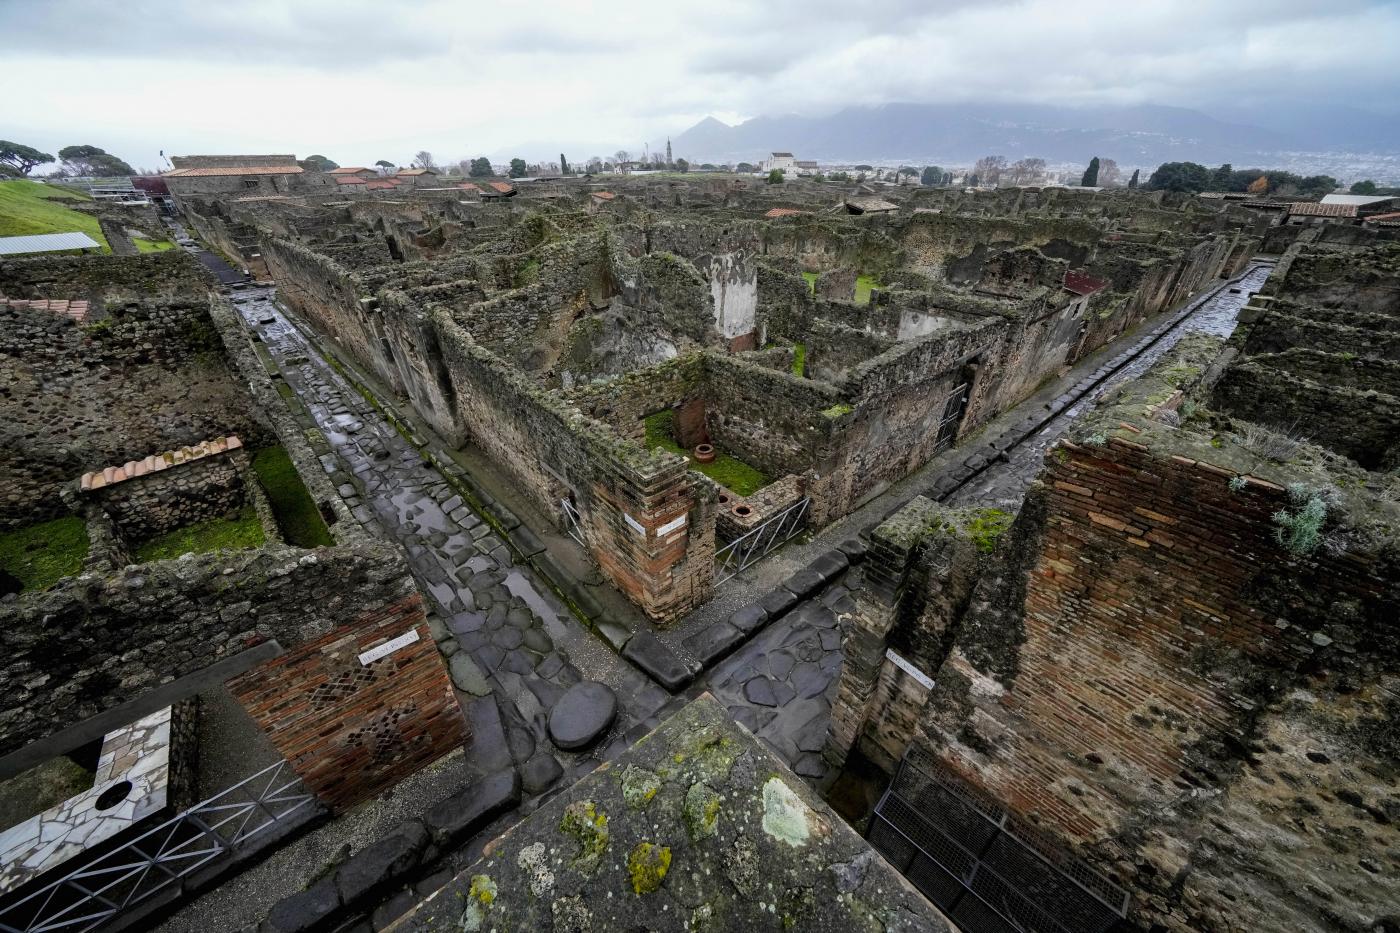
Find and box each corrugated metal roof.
[1320,194,1396,206]
[0,232,103,256]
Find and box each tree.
[509,158,528,178]
[920,165,945,186]
[1081,156,1100,187]
[469,157,493,177]
[766,169,784,184]
[0,140,54,176]
[1127,169,1140,189]
[1145,161,1211,193]
[1247,175,1270,195]
[1008,158,1047,185]
[559,153,570,175]
[298,154,339,173]
[375,160,395,174]
[57,144,135,177]
[972,155,1006,186]
[1351,179,1378,195]
[676,158,689,173]
[1211,163,1234,190]
[586,156,603,173]
[736,162,756,173]
[412,151,437,170]
[1099,158,1122,187]
[854,164,873,172]
[614,150,630,165]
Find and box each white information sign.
[358,629,421,666]
[885,648,935,690]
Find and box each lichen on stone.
[619,765,660,809]
[683,781,722,841]
[559,800,609,872]
[761,777,814,847]
[517,841,555,897]
[626,841,672,894]
[459,874,497,931]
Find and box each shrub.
[1272,483,1327,555]
[1235,421,1307,463]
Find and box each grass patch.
[791,342,806,377]
[135,506,265,563]
[0,515,90,591]
[251,446,333,548]
[133,238,174,252]
[643,410,771,496]
[0,180,109,249]
[854,275,880,305]
[801,271,818,294]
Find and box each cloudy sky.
[3,0,1398,170]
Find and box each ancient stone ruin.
[0,169,1393,933]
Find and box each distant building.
[328,167,378,179]
[766,152,797,173]
[162,156,319,206]
[794,160,820,176]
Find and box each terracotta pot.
[694,443,716,463]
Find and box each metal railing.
[714,496,810,585]
[559,498,586,546]
[0,760,317,933]
[869,748,1128,933]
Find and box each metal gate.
[0,760,318,933]
[714,496,810,585]
[934,382,970,453]
[869,747,1128,933]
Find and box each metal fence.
[714,496,810,584]
[869,748,1128,933]
[559,498,586,546]
[0,760,317,933]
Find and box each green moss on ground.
[791,342,806,377]
[252,446,333,547]
[966,508,1013,553]
[135,506,265,562]
[0,180,109,249]
[801,271,818,294]
[0,515,89,591]
[642,410,771,496]
[854,274,880,305]
[133,238,174,252]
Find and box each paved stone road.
[230,287,673,796]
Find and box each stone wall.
[0,539,416,761]
[228,593,466,811]
[0,299,268,526]
[83,443,250,545]
[0,250,212,306]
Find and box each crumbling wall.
[0,299,267,526]
[0,251,212,306]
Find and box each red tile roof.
[488,182,514,193]
[164,165,302,177]
[592,191,616,200]
[1364,211,1400,222]
[2,296,91,323]
[329,166,373,174]
[1288,202,1358,217]
[79,436,243,492]
[1064,270,1109,296]
[365,179,401,190]
[765,207,805,218]
[397,168,437,176]
[457,183,483,193]
[334,176,369,185]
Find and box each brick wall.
[228,594,465,811]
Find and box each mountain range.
[666,102,1400,168]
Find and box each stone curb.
[258,766,520,933]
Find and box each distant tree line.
[1144,162,1339,196]
[1,140,135,178]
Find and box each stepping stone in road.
[547,681,617,751]
[744,676,779,707]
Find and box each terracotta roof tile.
[1363,211,1400,222]
[457,183,483,193]
[80,436,243,492]
[163,165,302,177]
[334,176,369,185]
[765,207,805,218]
[1287,202,1358,217]
[592,191,616,200]
[1064,270,1109,296]
[2,295,91,323]
[329,166,372,174]
[488,182,515,193]
[365,179,402,190]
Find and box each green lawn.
[0,515,90,592]
[801,271,818,294]
[643,410,771,496]
[854,275,880,305]
[792,342,807,377]
[252,446,334,548]
[0,180,109,250]
[135,506,265,563]
[133,238,174,252]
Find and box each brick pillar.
[228,593,466,811]
[823,499,935,769]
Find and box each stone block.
[728,603,769,636]
[509,525,546,558]
[424,767,520,846]
[810,550,851,582]
[682,621,745,668]
[263,878,341,932]
[622,631,693,692]
[782,568,825,600]
[594,616,633,652]
[333,820,430,908]
[837,538,868,564]
[759,586,799,619]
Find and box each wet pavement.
[229,287,674,793]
